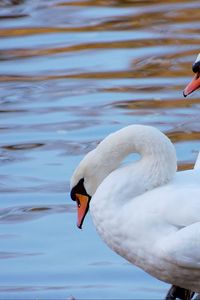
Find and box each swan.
[70,124,200,300]
[183,53,200,97]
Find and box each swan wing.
[131,169,200,228]
[156,222,200,269]
[128,169,200,268]
[151,170,200,268]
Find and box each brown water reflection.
[0,0,200,299]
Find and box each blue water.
[0,0,200,298]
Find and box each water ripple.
[0,251,41,259]
[0,204,74,224]
[1,0,200,299]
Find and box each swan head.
[183,53,200,97]
[70,177,91,229]
[70,149,105,229]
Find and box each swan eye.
[76,198,81,208]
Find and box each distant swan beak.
[183,73,200,97]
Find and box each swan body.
[70,125,200,293]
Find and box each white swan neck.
[97,125,176,184]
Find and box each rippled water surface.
[0,0,200,299]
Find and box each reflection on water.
[0,204,71,224]
[0,0,200,298]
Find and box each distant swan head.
[183,53,200,97]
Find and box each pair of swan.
[70,53,200,299]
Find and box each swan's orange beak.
[75,193,90,229]
[183,73,200,97]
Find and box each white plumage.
[71,125,200,293]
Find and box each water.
[0,0,200,298]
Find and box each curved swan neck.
[97,125,169,163]
[96,125,177,173]
[71,125,177,196]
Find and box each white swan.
[184,53,200,97]
[70,124,200,297]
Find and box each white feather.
[194,152,200,169]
